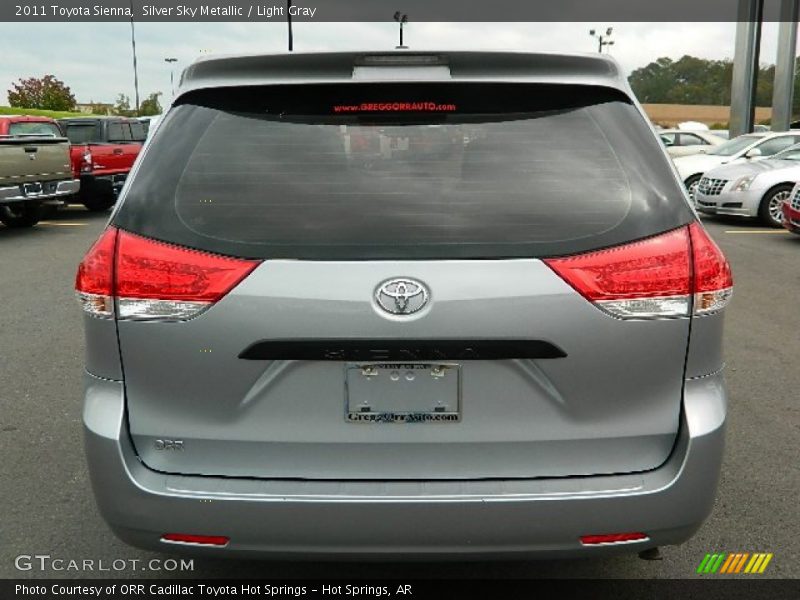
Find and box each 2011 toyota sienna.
[77,51,732,559]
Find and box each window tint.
[679,133,707,146]
[8,122,62,137]
[114,83,693,260]
[63,123,101,144]
[660,133,677,146]
[707,135,760,156]
[757,136,800,156]
[130,122,147,141]
[107,122,130,142]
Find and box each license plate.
[345,363,461,423]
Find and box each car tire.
[685,174,702,205]
[0,203,43,228]
[82,193,115,212]
[759,184,793,228]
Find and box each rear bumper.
[83,371,727,559]
[0,179,80,205]
[80,173,128,195]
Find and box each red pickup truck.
[57,117,145,211]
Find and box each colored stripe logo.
[697,552,773,574]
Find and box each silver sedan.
[694,144,800,226]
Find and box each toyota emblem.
[375,278,429,315]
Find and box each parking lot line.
[38,222,87,227]
[723,230,791,234]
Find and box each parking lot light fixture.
[129,0,140,116]
[394,12,409,49]
[164,58,178,97]
[287,0,293,51]
[589,26,615,53]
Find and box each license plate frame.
[345,362,461,424]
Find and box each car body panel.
[782,184,800,233]
[672,131,800,183]
[83,369,726,558]
[81,50,729,558]
[658,129,725,158]
[0,118,77,205]
[120,259,689,480]
[694,158,800,219]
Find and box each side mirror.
[745,147,762,159]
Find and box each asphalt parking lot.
[0,208,798,580]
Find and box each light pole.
[393,12,408,49]
[589,27,615,53]
[129,0,140,115]
[287,0,293,51]
[164,58,178,97]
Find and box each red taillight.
[80,150,93,173]
[75,227,260,320]
[161,533,229,546]
[580,532,649,545]
[544,227,692,319]
[544,224,732,319]
[689,222,733,314]
[115,229,259,302]
[75,227,118,317]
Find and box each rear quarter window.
[114,83,694,260]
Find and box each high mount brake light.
[544,224,732,319]
[75,227,260,321]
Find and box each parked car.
[76,51,732,559]
[782,183,800,234]
[674,131,800,201]
[658,129,725,158]
[710,130,730,139]
[57,116,145,211]
[694,144,800,227]
[0,115,79,227]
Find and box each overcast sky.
[0,21,797,106]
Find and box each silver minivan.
[77,51,732,558]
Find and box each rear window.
[8,121,62,137]
[130,121,147,141]
[114,83,693,260]
[63,123,101,144]
[107,122,129,142]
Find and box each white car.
[674,131,800,200]
[658,129,725,158]
[694,144,800,227]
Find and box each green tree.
[629,55,733,105]
[629,54,800,120]
[112,94,133,117]
[7,74,76,111]
[138,92,162,116]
